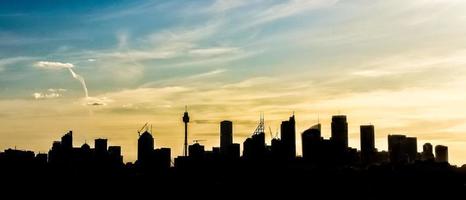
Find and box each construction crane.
[269,126,279,140]
[269,126,273,139]
[137,122,149,136]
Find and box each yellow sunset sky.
[1,0,466,165]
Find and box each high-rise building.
[360,125,375,164]
[225,143,240,160]
[435,145,448,163]
[270,138,283,159]
[280,115,296,159]
[331,115,348,149]
[422,143,434,161]
[220,120,233,153]
[301,124,321,162]
[388,135,419,163]
[138,131,154,163]
[404,137,417,163]
[108,146,121,156]
[153,148,171,169]
[108,146,123,165]
[95,138,108,155]
[189,143,205,159]
[243,132,266,159]
[388,134,407,163]
[61,131,73,151]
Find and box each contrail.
[67,67,89,98]
[35,61,89,99]
[35,61,108,107]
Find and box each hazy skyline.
[1,0,466,165]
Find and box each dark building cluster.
[0,111,465,196]
[47,131,123,171]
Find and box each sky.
[1,0,466,165]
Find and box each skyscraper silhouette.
[301,124,321,162]
[280,114,296,160]
[388,134,407,163]
[137,130,154,164]
[95,138,108,155]
[360,125,375,164]
[331,115,348,150]
[61,131,73,151]
[404,137,417,163]
[243,132,266,160]
[422,143,434,161]
[108,146,123,164]
[153,148,171,170]
[189,143,205,160]
[435,145,448,163]
[220,120,233,153]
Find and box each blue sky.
[1,0,345,97]
[1,0,466,164]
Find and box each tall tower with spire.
[182,106,190,157]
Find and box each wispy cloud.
[33,92,59,99]
[189,47,239,57]
[207,0,250,13]
[35,61,74,69]
[33,88,67,99]
[189,69,226,79]
[140,69,227,88]
[249,0,339,26]
[350,50,466,78]
[48,88,67,92]
[0,56,34,72]
[87,1,166,22]
[95,21,223,63]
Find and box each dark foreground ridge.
[1,112,466,197]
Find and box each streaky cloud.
[35,61,74,69]
[35,61,89,98]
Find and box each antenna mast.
[182,105,190,156]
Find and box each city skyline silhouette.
[2,0,466,167]
[2,0,466,196]
[1,110,465,196]
[1,111,459,165]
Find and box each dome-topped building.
[138,130,154,164]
